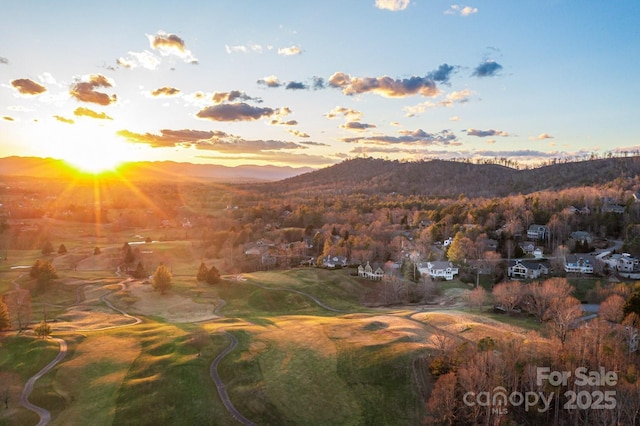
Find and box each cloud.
[288,129,310,138]
[375,0,410,11]
[535,133,554,140]
[285,81,308,90]
[473,149,558,158]
[325,106,363,120]
[404,89,474,116]
[73,107,113,120]
[342,129,457,145]
[3,116,15,121]
[151,86,181,97]
[328,72,439,97]
[196,102,279,121]
[53,115,74,124]
[312,77,325,89]
[11,78,47,95]
[225,43,269,54]
[278,45,302,56]
[147,31,198,64]
[118,128,304,155]
[466,128,509,137]
[445,4,478,16]
[69,74,117,105]
[472,60,503,77]
[0,57,8,65]
[340,121,377,131]
[427,64,456,84]
[450,116,461,121]
[117,51,161,70]
[300,141,330,147]
[257,75,282,88]
[212,90,260,104]
[271,119,298,126]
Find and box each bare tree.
[492,281,523,313]
[425,372,457,425]
[524,277,573,322]
[545,296,583,345]
[599,294,625,323]
[464,286,488,311]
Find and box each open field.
[0,236,543,425]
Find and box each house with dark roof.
[507,259,549,279]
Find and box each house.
[604,253,640,273]
[518,241,537,255]
[418,261,459,281]
[564,254,596,274]
[570,231,592,244]
[322,255,348,268]
[358,261,385,280]
[508,259,549,279]
[602,198,625,214]
[527,224,549,241]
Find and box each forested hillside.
[274,157,640,197]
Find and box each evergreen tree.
[58,244,67,254]
[124,245,135,264]
[94,246,101,255]
[206,265,221,285]
[152,264,172,294]
[132,261,147,279]
[41,240,54,255]
[197,262,209,282]
[0,299,10,331]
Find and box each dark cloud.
[288,129,310,138]
[151,86,181,97]
[342,129,457,145]
[427,64,456,84]
[212,90,260,104]
[0,57,8,65]
[3,116,14,121]
[118,128,303,154]
[472,60,503,77]
[300,141,330,147]
[312,77,325,89]
[54,115,74,124]
[466,128,509,137]
[69,74,117,105]
[328,72,438,97]
[286,81,308,90]
[196,103,277,121]
[74,107,113,120]
[11,78,47,95]
[340,121,377,131]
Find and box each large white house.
[527,224,549,241]
[357,262,385,280]
[564,254,596,274]
[418,261,459,281]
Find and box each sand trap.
[122,281,219,323]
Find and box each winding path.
[244,281,345,313]
[19,338,68,426]
[209,331,257,426]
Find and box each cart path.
[19,338,68,426]
[209,331,257,426]
[244,281,346,313]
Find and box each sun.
[55,133,137,174]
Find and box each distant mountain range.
[0,156,315,182]
[271,157,640,197]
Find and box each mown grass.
[0,334,63,426]
[111,321,234,425]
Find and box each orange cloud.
[74,107,113,120]
[11,78,46,95]
[70,74,117,105]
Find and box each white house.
[604,253,640,273]
[358,261,385,280]
[322,255,348,268]
[418,261,459,281]
[507,259,549,279]
[564,254,596,274]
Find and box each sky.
[1,0,639,172]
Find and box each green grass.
[481,311,542,331]
[0,335,63,426]
[111,321,234,425]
